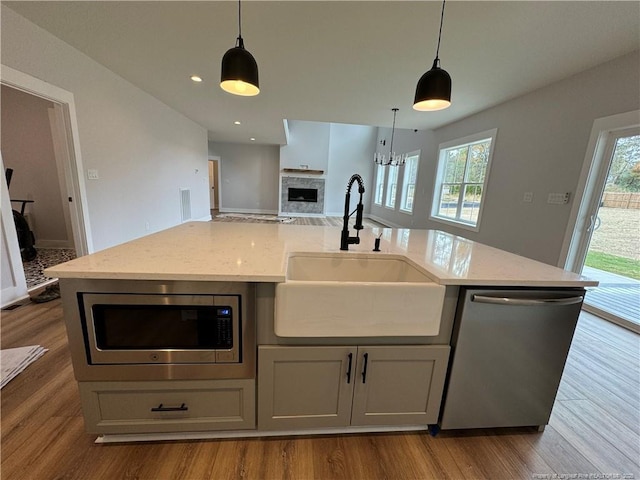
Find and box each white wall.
[372,51,640,266]
[1,6,209,251]
[208,122,376,216]
[1,85,70,246]
[325,123,377,215]
[208,142,280,214]
[280,121,330,172]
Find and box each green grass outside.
[585,251,640,280]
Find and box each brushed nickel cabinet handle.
[471,295,584,307]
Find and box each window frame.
[430,128,498,232]
[399,150,420,214]
[373,163,386,206]
[384,165,400,209]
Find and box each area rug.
[213,213,296,224]
[1,345,48,389]
[23,248,76,288]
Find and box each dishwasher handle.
[471,294,584,307]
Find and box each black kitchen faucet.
[340,174,365,251]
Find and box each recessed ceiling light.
[250,137,256,141]
[190,75,203,83]
[234,121,242,125]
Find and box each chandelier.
[373,108,407,167]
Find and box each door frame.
[1,65,92,256]
[209,156,222,212]
[560,110,640,272]
[208,157,221,210]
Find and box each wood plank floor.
[1,301,638,480]
[211,213,385,228]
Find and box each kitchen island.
[46,222,597,442]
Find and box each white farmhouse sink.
[275,253,446,337]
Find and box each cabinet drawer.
[79,379,255,434]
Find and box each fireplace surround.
[280,176,325,215]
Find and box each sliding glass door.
[577,128,640,332]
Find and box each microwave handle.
[150,403,188,412]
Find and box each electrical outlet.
[523,192,533,203]
[87,169,99,180]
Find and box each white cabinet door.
[258,345,356,430]
[258,345,450,430]
[351,345,450,426]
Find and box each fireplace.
[288,187,318,203]
[280,176,325,215]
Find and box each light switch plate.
[523,192,533,203]
[87,169,99,180]
[547,192,570,204]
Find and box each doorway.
[0,66,90,307]
[208,158,220,217]
[1,85,77,291]
[565,116,640,333]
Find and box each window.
[400,151,420,213]
[385,166,399,208]
[431,129,497,230]
[374,164,386,205]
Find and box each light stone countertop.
[45,222,598,287]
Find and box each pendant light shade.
[413,58,451,111]
[220,0,259,97]
[413,0,451,111]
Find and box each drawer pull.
[151,403,188,412]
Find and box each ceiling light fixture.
[190,75,203,83]
[234,121,242,125]
[220,0,259,97]
[413,0,451,111]
[374,108,407,167]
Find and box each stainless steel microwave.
[81,293,241,365]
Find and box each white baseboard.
[34,240,74,249]
[1,290,30,310]
[96,424,430,444]
[367,214,401,228]
[192,214,212,222]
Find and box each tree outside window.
[431,129,497,230]
[374,164,386,205]
[400,152,420,213]
[385,166,399,208]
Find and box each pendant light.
[413,0,451,111]
[220,0,259,96]
[374,108,407,167]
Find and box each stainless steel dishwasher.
[439,287,585,430]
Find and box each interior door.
[0,152,29,307]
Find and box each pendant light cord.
[435,0,446,62]
[389,108,398,156]
[238,0,242,38]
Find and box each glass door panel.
[582,132,640,331]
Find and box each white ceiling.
[6,1,639,145]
